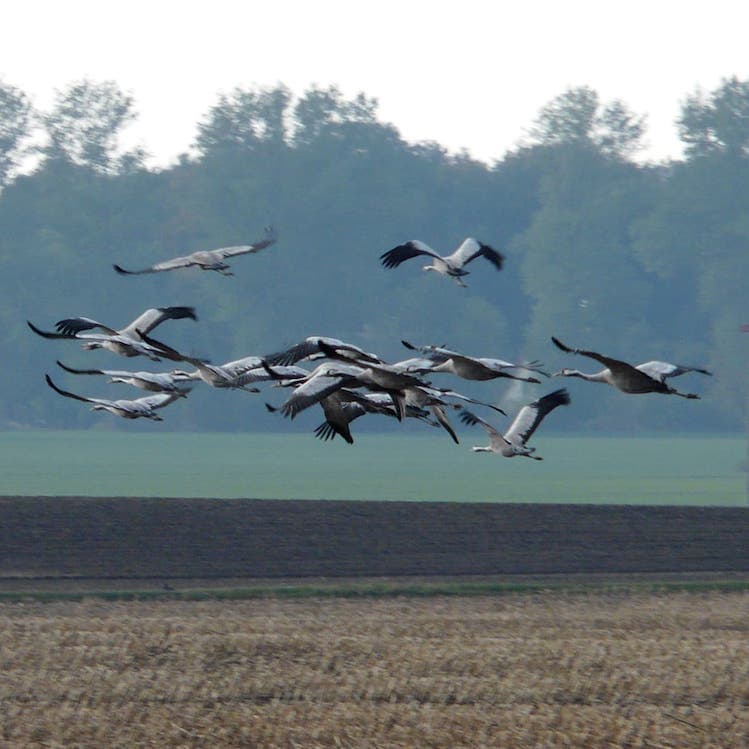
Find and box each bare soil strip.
[1,498,747,590]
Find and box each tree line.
[2,77,748,433]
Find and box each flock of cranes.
[29,230,712,460]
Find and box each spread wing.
[458,408,507,450]
[115,227,277,273]
[276,373,354,419]
[134,392,183,410]
[133,329,191,363]
[113,253,200,274]
[265,336,380,367]
[233,365,309,386]
[264,338,325,366]
[28,318,118,339]
[447,238,504,270]
[380,240,442,268]
[54,317,118,337]
[505,389,570,446]
[212,226,278,258]
[45,374,110,406]
[551,336,640,374]
[120,306,197,337]
[28,320,77,339]
[55,360,111,376]
[636,361,712,381]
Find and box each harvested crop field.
[2,592,748,748]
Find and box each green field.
[1,429,745,504]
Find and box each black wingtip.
[313,422,335,441]
[113,264,130,274]
[479,243,504,270]
[261,360,286,380]
[544,388,572,407]
[458,408,480,427]
[379,249,396,267]
[135,328,183,361]
[444,424,460,445]
[55,359,78,374]
[316,339,338,358]
[44,373,64,395]
[551,336,574,353]
[159,306,198,322]
[27,320,58,338]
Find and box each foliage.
[0,79,33,187]
[678,76,749,157]
[42,79,146,174]
[528,85,646,158]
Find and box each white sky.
[4,0,749,167]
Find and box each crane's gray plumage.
[45,374,183,420]
[634,361,712,382]
[27,307,196,361]
[136,330,262,392]
[401,341,546,383]
[264,335,383,367]
[114,226,277,276]
[381,237,503,287]
[262,362,366,419]
[305,390,441,445]
[262,356,431,422]
[551,337,706,398]
[459,388,570,459]
[56,360,191,395]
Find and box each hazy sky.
[5,0,749,167]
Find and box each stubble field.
[1,592,748,748]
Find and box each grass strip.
[2,578,749,603]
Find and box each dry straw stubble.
[0,591,748,747]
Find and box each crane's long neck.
[561,368,609,383]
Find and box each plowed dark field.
[1,497,747,589]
